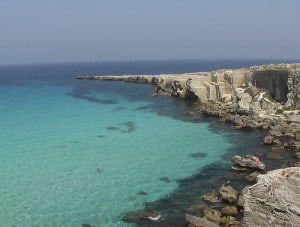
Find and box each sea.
[0,60,298,227]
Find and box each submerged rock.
[137,190,148,195]
[106,126,119,130]
[81,224,92,227]
[190,152,207,158]
[242,167,300,226]
[122,210,161,223]
[159,176,171,183]
[140,211,161,222]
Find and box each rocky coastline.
[78,63,300,226]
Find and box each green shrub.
[276,108,284,114]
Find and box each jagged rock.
[286,113,300,124]
[185,214,219,227]
[203,208,222,224]
[249,100,262,113]
[269,129,283,137]
[220,206,238,216]
[242,167,300,227]
[202,189,219,202]
[245,86,259,97]
[220,216,240,227]
[219,183,238,203]
[295,132,300,141]
[237,186,250,207]
[263,135,273,145]
[295,152,300,159]
[232,155,265,171]
[272,138,281,145]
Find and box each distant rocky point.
[77,63,300,106]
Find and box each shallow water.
[0,60,298,226]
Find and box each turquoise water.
[1,60,290,226]
[0,80,232,226]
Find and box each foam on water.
[0,80,233,226]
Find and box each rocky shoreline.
[78,63,300,226]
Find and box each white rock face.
[238,93,252,111]
[242,167,300,227]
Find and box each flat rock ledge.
[242,167,300,227]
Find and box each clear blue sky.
[1,0,300,64]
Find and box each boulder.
[220,206,238,216]
[245,171,260,183]
[245,86,259,97]
[269,129,283,137]
[295,152,300,159]
[219,183,238,203]
[231,155,265,171]
[220,216,240,227]
[185,214,219,227]
[272,138,281,145]
[242,167,300,227]
[249,100,262,113]
[263,135,273,145]
[203,208,222,224]
[202,189,219,202]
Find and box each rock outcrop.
[77,63,300,106]
[231,155,265,171]
[242,167,300,227]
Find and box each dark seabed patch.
[189,152,207,158]
[120,121,135,133]
[106,126,120,131]
[113,106,127,112]
[137,191,148,196]
[159,176,171,183]
[98,135,107,138]
[134,105,150,111]
[80,95,117,104]
[67,89,117,105]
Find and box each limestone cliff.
[242,167,300,227]
[77,63,300,108]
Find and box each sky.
[0,0,300,65]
